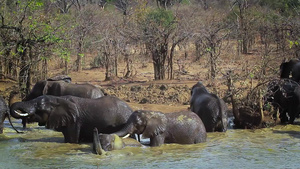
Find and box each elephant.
[190,82,228,132]
[93,128,142,155]
[280,59,300,82]
[24,81,104,101]
[21,81,104,128]
[265,79,300,124]
[47,75,72,83]
[10,95,133,143]
[109,110,206,147]
[0,96,21,134]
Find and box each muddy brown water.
[1,119,299,169]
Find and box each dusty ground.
[0,48,281,117]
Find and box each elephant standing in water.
[265,79,300,124]
[280,59,300,82]
[21,79,104,128]
[10,95,133,143]
[93,129,142,155]
[24,80,104,101]
[0,95,21,134]
[190,82,228,132]
[102,110,206,147]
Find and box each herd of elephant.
[0,58,299,155]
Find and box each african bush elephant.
[0,96,21,134]
[10,95,133,143]
[47,75,72,83]
[265,79,300,124]
[280,59,300,82]
[24,81,104,101]
[93,128,142,155]
[0,96,9,134]
[190,82,228,132]
[109,110,207,147]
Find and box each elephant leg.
[279,111,288,124]
[22,118,27,129]
[288,110,296,124]
[62,123,80,143]
[150,134,165,147]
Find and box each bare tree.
[195,15,230,79]
[72,5,99,72]
[0,0,61,97]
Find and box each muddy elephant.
[24,81,104,101]
[280,59,300,82]
[265,79,300,124]
[109,110,206,147]
[10,95,133,143]
[190,82,228,132]
[0,96,21,134]
[93,128,142,155]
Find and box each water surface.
[0,120,299,169]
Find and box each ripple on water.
[0,122,300,169]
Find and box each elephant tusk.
[14,110,29,117]
[122,134,130,139]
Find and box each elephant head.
[23,81,47,101]
[280,59,299,79]
[93,128,142,155]
[24,75,71,101]
[113,110,168,146]
[10,95,79,130]
[191,81,209,96]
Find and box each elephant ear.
[46,98,79,129]
[142,112,168,138]
[43,81,61,95]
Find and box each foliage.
[259,0,300,16]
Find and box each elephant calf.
[93,128,142,155]
[110,110,207,147]
[190,81,228,132]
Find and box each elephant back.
[64,95,133,135]
[47,75,72,83]
[165,111,207,144]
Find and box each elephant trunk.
[93,128,106,155]
[9,101,35,119]
[113,122,134,137]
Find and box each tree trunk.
[209,52,216,79]
[151,43,167,80]
[76,39,83,72]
